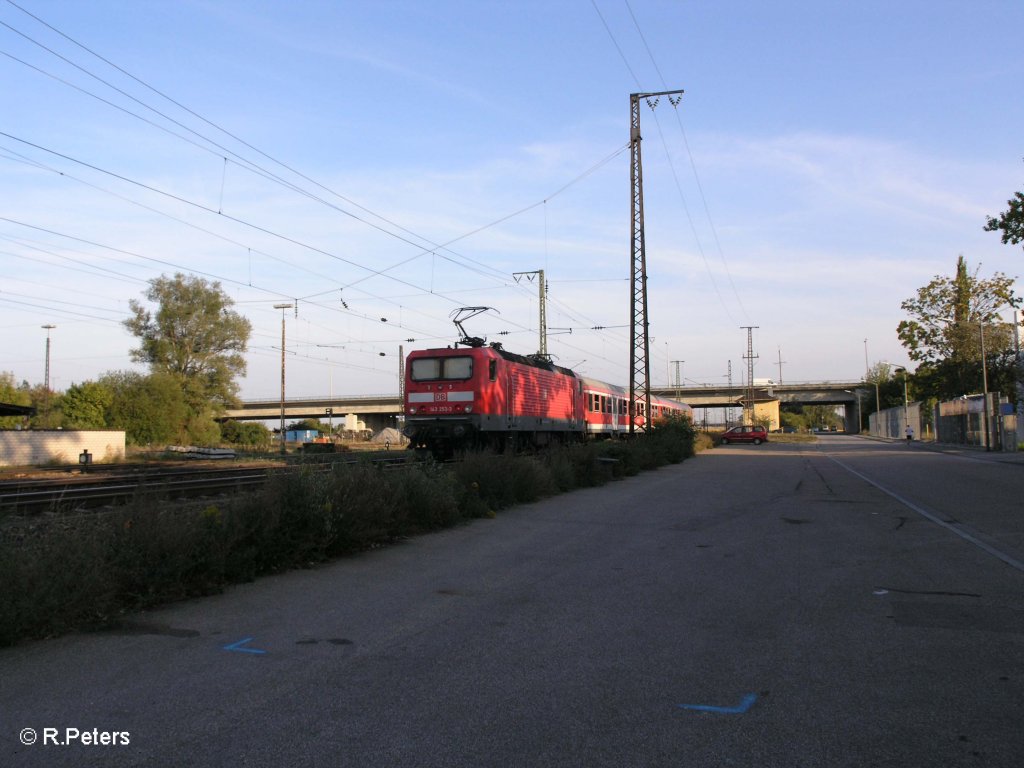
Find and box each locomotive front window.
[444,356,473,380]
[410,356,473,381]
[411,358,441,381]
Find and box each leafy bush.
[221,420,273,450]
[0,423,697,646]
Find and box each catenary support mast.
[629,89,683,434]
[741,326,759,424]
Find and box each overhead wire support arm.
[629,88,684,435]
[513,269,549,360]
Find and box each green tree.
[124,273,252,412]
[897,256,1017,364]
[804,405,840,431]
[780,406,808,431]
[985,189,1024,249]
[897,257,1020,402]
[16,382,61,429]
[61,381,113,429]
[102,371,189,446]
[0,371,32,429]
[862,362,910,414]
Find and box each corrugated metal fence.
[870,394,1018,451]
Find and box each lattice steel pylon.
[513,270,548,360]
[629,89,683,434]
[741,326,759,424]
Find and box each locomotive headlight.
[409,407,417,414]
[463,405,472,413]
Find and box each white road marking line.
[826,454,1024,573]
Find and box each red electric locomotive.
[404,344,583,455]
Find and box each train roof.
[408,347,688,409]
[408,343,577,378]
[578,376,690,408]
[492,346,577,378]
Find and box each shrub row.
[0,419,696,646]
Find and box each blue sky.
[2,0,1023,401]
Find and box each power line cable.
[2,3,546,289]
[624,0,749,322]
[3,1,637,365]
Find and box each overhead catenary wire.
[1,1,644,380]
[625,0,750,323]
[2,2,618,302]
[592,0,750,325]
[1,134,633,368]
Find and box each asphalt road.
[2,436,1023,767]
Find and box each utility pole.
[671,360,684,401]
[775,347,786,385]
[1015,310,1024,449]
[726,359,734,427]
[741,326,759,424]
[513,270,548,359]
[629,88,683,434]
[979,321,991,451]
[274,303,294,454]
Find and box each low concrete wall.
[0,430,126,467]
[868,402,922,440]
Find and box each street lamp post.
[274,303,293,454]
[979,320,991,451]
[865,339,881,417]
[41,324,56,421]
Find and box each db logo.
[434,392,448,402]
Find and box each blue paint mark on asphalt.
[679,693,758,714]
[223,637,266,654]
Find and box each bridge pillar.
[361,413,401,434]
[843,402,859,434]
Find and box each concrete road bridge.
[653,381,869,431]
[227,380,871,433]
[223,395,401,433]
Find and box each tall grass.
[0,421,696,646]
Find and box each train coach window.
[489,359,497,381]
[410,356,473,381]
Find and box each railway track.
[0,455,412,515]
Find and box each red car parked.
[720,425,768,445]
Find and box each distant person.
[905,424,914,443]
